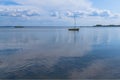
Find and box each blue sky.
[92,0,120,13]
[0,0,120,26]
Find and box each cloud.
[65,11,86,18]
[50,11,60,17]
[88,9,119,18]
[50,10,120,19]
[0,6,40,18]
[13,0,120,18]
[13,0,92,17]
[0,0,119,19]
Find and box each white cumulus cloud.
[1,0,119,19]
[0,6,41,18]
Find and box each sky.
[0,0,120,26]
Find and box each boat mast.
[74,15,76,28]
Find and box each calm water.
[0,27,120,79]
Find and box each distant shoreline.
[93,24,120,27]
[0,25,120,28]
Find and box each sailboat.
[68,16,79,31]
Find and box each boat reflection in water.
[0,28,120,79]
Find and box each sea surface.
[0,27,120,79]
